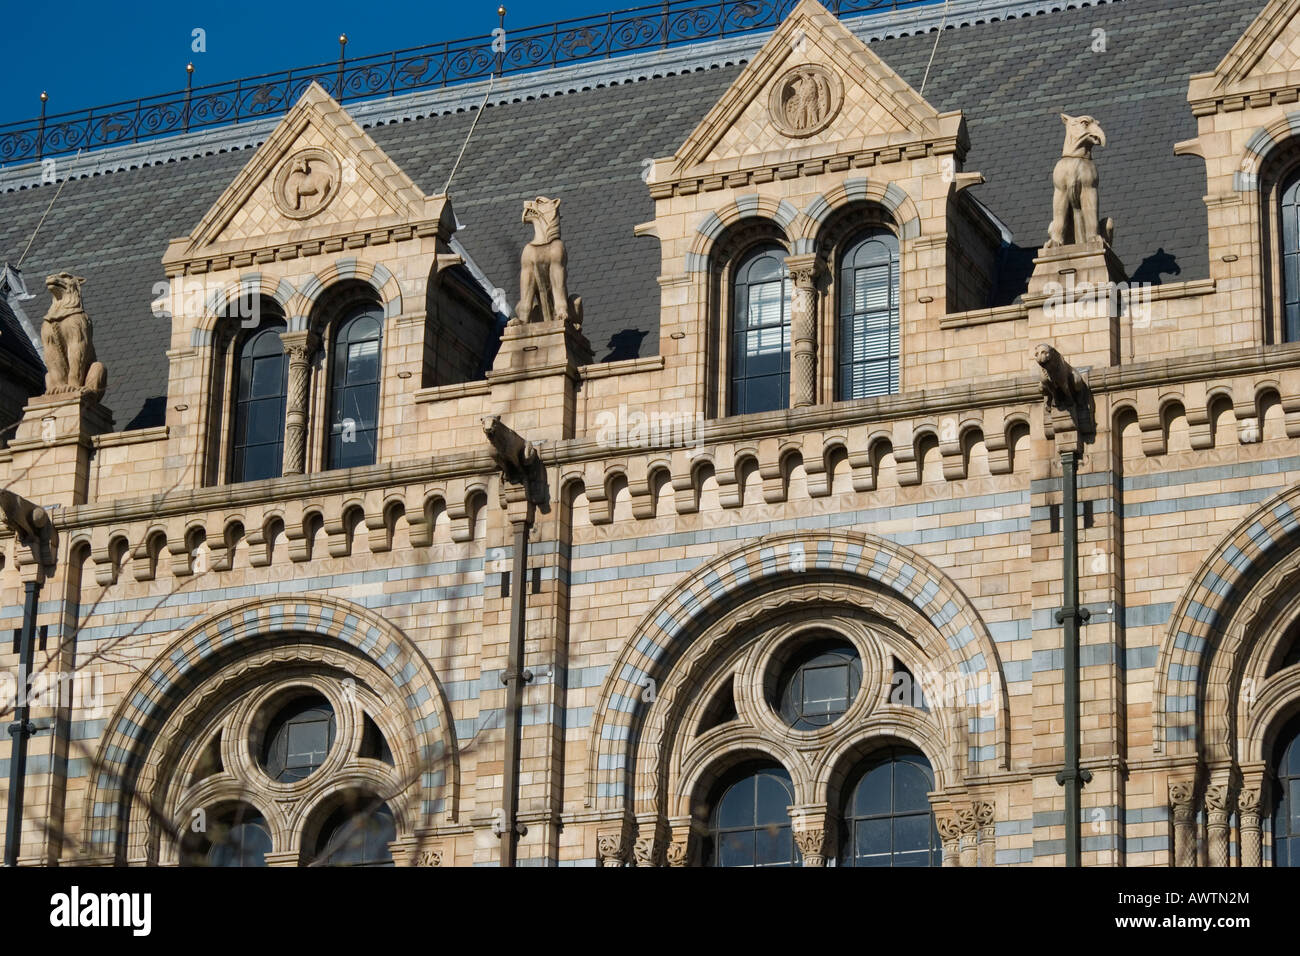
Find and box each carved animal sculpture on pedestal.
[512,196,583,329]
[1045,113,1112,249]
[41,272,107,399]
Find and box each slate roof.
[0,294,41,370]
[0,0,1268,431]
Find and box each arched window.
[327,306,382,469]
[181,804,271,867]
[315,800,396,866]
[231,318,288,482]
[705,762,798,867]
[776,639,863,731]
[840,748,940,867]
[730,245,791,415]
[837,228,900,401]
[1283,169,1300,343]
[1272,716,1300,866]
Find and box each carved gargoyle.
[1035,343,1086,412]
[482,415,539,485]
[0,489,55,568]
[41,272,107,399]
[1045,113,1112,248]
[512,196,583,329]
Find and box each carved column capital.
[789,805,834,866]
[974,800,997,867]
[664,816,696,868]
[936,814,962,868]
[1204,782,1234,869]
[1169,779,1199,868]
[1237,780,1265,868]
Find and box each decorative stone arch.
[586,529,1007,813]
[815,710,955,807]
[1234,112,1300,190]
[80,593,457,863]
[675,729,816,820]
[1156,483,1300,756]
[285,258,402,321]
[685,194,799,268]
[791,177,922,253]
[195,272,296,337]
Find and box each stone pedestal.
[7,392,113,507]
[486,318,591,443]
[1025,238,1127,371]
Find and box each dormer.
[639,0,999,419]
[155,83,496,487]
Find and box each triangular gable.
[670,0,944,175]
[167,83,444,264]
[1205,0,1300,91]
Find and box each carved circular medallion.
[273,147,341,220]
[768,64,842,138]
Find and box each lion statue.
[512,196,583,329]
[41,272,107,399]
[1045,113,1112,249]
[1035,343,1086,411]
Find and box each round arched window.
[315,800,397,866]
[840,748,939,867]
[776,638,862,730]
[705,763,798,867]
[260,694,336,783]
[1272,715,1300,866]
[181,804,271,867]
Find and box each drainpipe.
[499,515,533,867]
[4,579,40,867]
[1055,449,1091,866]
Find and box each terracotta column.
[1204,783,1234,868]
[785,254,820,409]
[937,814,961,867]
[1238,785,1262,868]
[279,329,318,476]
[1170,781,1198,867]
[958,806,979,868]
[975,800,996,867]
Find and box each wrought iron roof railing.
[0,0,935,167]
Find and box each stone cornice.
[31,339,1300,533]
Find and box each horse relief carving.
[273,148,341,220]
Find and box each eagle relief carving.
[769,64,841,138]
[273,147,341,220]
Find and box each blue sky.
[2,0,628,125]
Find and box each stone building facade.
[2,0,1300,866]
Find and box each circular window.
[259,694,337,783]
[776,638,862,730]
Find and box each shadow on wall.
[990,243,1184,307]
[1130,248,1181,286]
[603,328,648,363]
[126,396,165,430]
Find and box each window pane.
[329,308,383,470]
[754,825,792,866]
[718,831,754,868]
[716,776,754,830]
[731,247,790,416]
[855,818,891,857]
[893,813,931,852]
[801,662,849,716]
[894,761,933,812]
[755,772,792,825]
[854,765,891,817]
[838,230,899,401]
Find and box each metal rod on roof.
[36,93,47,162]
[337,34,349,102]
[496,7,507,77]
[184,64,194,133]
